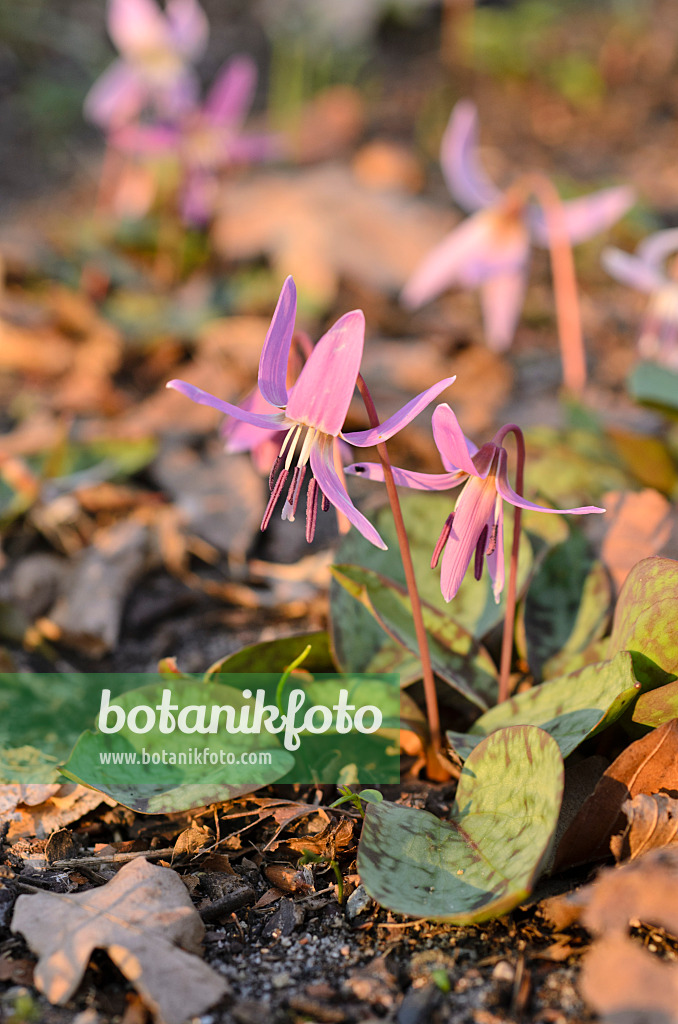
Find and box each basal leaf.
[607,556,678,687]
[331,564,497,709]
[358,725,563,922]
[204,632,335,679]
[628,361,678,415]
[446,651,640,761]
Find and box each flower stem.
[494,424,525,703]
[355,375,448,780]
[527,174,587,396]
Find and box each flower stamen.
[306,478,319,542]
[282,465,307,522]
[474,524,489,580]
[431,513,454,570]
[261,469,288,530]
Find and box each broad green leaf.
[520,529,612,680]
[330,493,533,673]
[628,362,678,415]
[446,651,640,760]
[607,556,678,687]
[364,638,423,687]
[524,426,630,508]
[61,679,294,813]
[358,725,563,922]
[331,565,497,709]
[204,632,334,680]
[631,679,678,729]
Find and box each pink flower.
[84,0,208,129]
[603,228,678,371]
[346,404,604,599]
[402,100,634,351]
[167,277,456,547]
[111,56,281,224]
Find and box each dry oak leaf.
[611,792,678,862]
[11,857,228,1024]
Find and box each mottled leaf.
[628,360,678,413]
[331,564,497,709]
[607,556,678,687]
[358,725,563,923]
[204,632,335,679]
[446,651,639,761]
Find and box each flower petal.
[345,461,466,490]
[431,403,478,475]
[479,267,528,351]
[259,277,297,408]
[343,376,456,447]
[286,310,365,436]
[84,61,148,128]
[440,99,502,213]
[530,185,634,248]
[166,379,284,430]
[401,210,529,309]
[227,132,285,165]
[108,0,171,58]
[636,227,678,269]
[205,56,256,126]
[310,437,387,549]
[601,246,665,294]
[495,449,605,514]
[111,122,179,154]
[180,172,218,225]
[166,0,209,58]
[439,474,497,601]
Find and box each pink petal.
[180,172,218,225]
[440,100,502,214]
[431,403,478,475]
[111,122,179,154]
[440,473,498,602]
[108,0,170,59]
[205,56,257,127]
[166,0,209,58]
[154,69,200,118]
[227,132,285,165]
[401,209,530,309]
[286,310,365,437]
[345,461,466,490]
[485,505,505,603]
[221,390,284,472]
[601,247,665,294]
[166,379,284,430]
[530,185,634,248]
[479,267,528,352]
[495,449,605,514]
[84,61,148,128]
[259,277,297,409]
[310,438,387,550]
[637,228,678,269]
[342,376,456,448]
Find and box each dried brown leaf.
[554,720,678,870]
[611,793,678,862]
[580,932,678,1024]
[601,489,678,592]
[11,857,228,1024]
[2,784,116,843]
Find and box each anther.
[431,513,454,570]
[261,469,288,530]
[485,524,498,557]
[321,492,330,512]
[268,454,283,492]
[474,524,489,581]
[306,478,319,542]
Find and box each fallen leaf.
[1,784,116,843]
[611,793,678,862]
[601,490,678,592]
[11,857,228,1024]
[580,932,678,1024]
[555,720,678,870]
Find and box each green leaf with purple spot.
[607,556,678,687]
[358,725,563,923]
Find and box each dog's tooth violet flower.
[167,277,456,547]
[603,228,678,372]
[402,99,633,351]
[347,403,604,600]
[84,0,208,129]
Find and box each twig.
[49,847,175,870]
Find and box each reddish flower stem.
[494,423,525,704]
[526,173,587,396]
[356,374,448,780]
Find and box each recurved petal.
[107,0,170,58]
[166,379,284,430]
[310,438,387,550]
[345,461,466,490]
[401,210,529,309]
[479,267,528,351]
[343,376,456,448]
[439,474,497,601]
[601,247,665,294]
[166,0,209,58]
[83,61,148,128]
[636,227,678,269]
[431,403,478,475]
[205,56,257,126]
[440,99,502,213]
[286,310,365,437]
[495,449,605,515]
[258,276,297,408]
[530,185,634,248]
[222,387,283,451]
